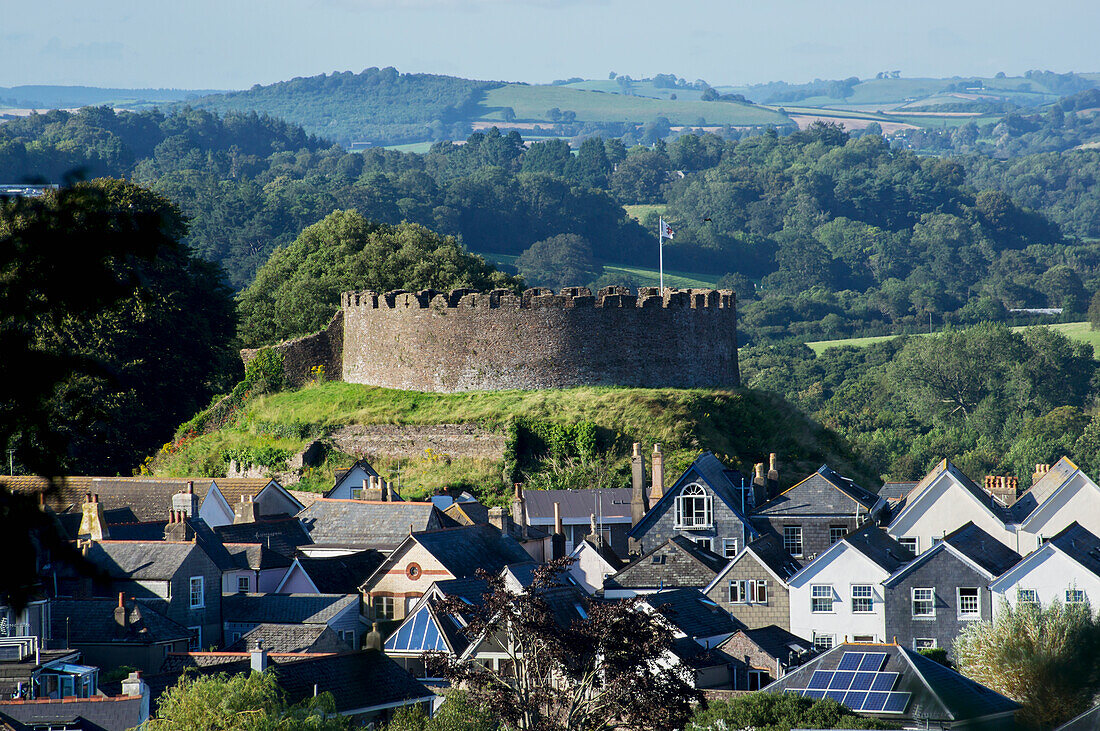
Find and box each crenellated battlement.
[340,287,737,311]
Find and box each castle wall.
[240,311,344,388]
[340,287,739,392]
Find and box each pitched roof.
[521,488,633,522]
[207,478,289,509]
[942,522,1022,577]
[442,500,549,541]
[297,498,452,551]
[0,476,200,517]
[1056,703,1100,731]
[226,624,351,653]
[755,464,880,516]
[1048,523,1100,578]
[412,524,534,578]
[604,535,729,591]
[878,482,918,502]
[225,543,293,571]
[287,490,321,509]
[722,625,814,662]
[80,540,201,581]
[896,459,1013,525]
[0,694,147,731]
[221,594,357,625]
[577,538,625,571]
[213,517,312,559]
[50,598,190,645]
[643,588,743,640]
[629,452,756,539]
[765,642,1019,723]
[843,524,914,572]
[1010,457,1078,520]
[293,551,387,594]
[706,533,801,592]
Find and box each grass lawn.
[623,203,667,222]
[471,249,718,289]
[806,321,1100,357]
[382,141,435,153]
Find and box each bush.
[689,693,898,730]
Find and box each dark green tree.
[515,234,602,292]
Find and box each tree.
[385,690,497,731]
[1088,290,1100,330]
[502,108,516,123]
[147,670,350,730]
[515,234,602,292]
[237,211,519,346]
[688,693,897,730]
[425,561,700,731]
[955,599,1100,728]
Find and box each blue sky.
[3,0,1098,89]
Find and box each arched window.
[675,483,713,528]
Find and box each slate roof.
[222,594,357,625]
[842,524,914,573]
[522,488,633,522]
[942,522,1023,577]
[80,540,199,581]
[901,460,1014,523]
[755,464,880,516]
[287,489,321,509]
[294,551,387,594]
[878,482,918,502]
[579,538,626,571]
[225,543,293,571]
[213,517,312,559]
[443,501,550,541]
[1048,523,1100,578]
[765,642,1019,724]
[297,498,453,551]
[669,637,727,669]
[0,695,147,731]
[1010,457,1077,520]
[50,598,190,644]
[722,625,814,662]
[411,524,534,578]
[0,476,204,520]
[226,623,351,653]
[643,588,743,640]
[1056,703,1100,731]
[746,533,802,580]
[629,452,757,539]
[207,478,290,509]
[604,535,729,591]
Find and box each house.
[878,481,918,511]
[325,459,381,499]
[602,535,729,599]
[0,635,83,702]
[220,542,293,594]
[566,537,625,595]
[763,642,1019,729]
[716,625,815,690]
[296,497,455,556]
[639,588,743,649]
[225,623,350,653]
[384,577,490,679]
[703,533,801,630]
[212,515,313,561]
[1011,457,1100,554]
[626,451,757,559]
[751,464,886,562]
[887,460,1017,554]
[199,478,304,528]
[221,593,362,648]
[50,596,191,673]
[883,522,1021,656]
[445,488,555,562]
[517,486,633,557]
[360,524,532,622]
[276,550,387,594]
[788,524,913,650]
[989,522,1100,614]
[0,672,149,731]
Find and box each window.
[373,596,395,620]
[237,576,250,594]
[958,588,980,619]
[747,670,769,691]
[1066,589,1087,605]
[898,537,918,554]
[784,526,803,557]
[675,484,713,528]
[189,577,204,609]
[340,630,356,645]
[729,580,768,604]
[914,638,936,650]
[852,634,874,643]
[231,632,242,643]
[811,585,833,613]
[912,588,935,617]
[931,537,944,546]
[851,585,874,613]
[693,537,713,551]
[812,632,834,651]
[723,538,739,558]
[188,626,201,651]
[1017,589,1039,606]
[829,525,848,545]
[350,488,363,500]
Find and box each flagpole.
[658,218,665,293]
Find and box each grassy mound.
[149,382,870,500]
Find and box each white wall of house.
[277,562,321,593]
[327,465,376,500]
[567,542,616,595]
[1018,473,1100,554]
[789,544,890,647]
[887,474,1016,553]
[990,546,1100,616]
[199,490,235,528]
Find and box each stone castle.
[243,286,739,392]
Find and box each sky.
[2,0,1099,90]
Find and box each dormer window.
[675,484,713,529]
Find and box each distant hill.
[0,85,225,110]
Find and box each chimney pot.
[650,444,665,502]
[187,481,193,494]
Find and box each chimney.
[650,444,665,502]
[113,593,128,632]
[1032,463,1050,486]
[751,463,768,507]
[768,453,779,494]
[488,506,512,536]
[121,671,150,723]
[631,442,649,523]
[365,622,382,651]
[250,641,268,673]
[586,513,602,547]
[552,502,565,560]
[364,476,383,501]
[983,475,1020,506]
[386,480,399,502]
[172,482,199,518]
[512,483,527,538]
[79,493,109,541]
[165,509,195,542]
[234,494,259,524]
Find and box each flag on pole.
[659,217,674,240]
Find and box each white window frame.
[722,538,739,558]
[693,537,714,551]
[729,580,747,604]
[914,638,936,650]
[829,525,848,545]
[851,584,874,613]
[237,575,250,594]
[1017,588,1039,606]
[957,587,980,619]
[747,669,768,691]
[898,537,918,554]
[811,584,833,613]
[912,587,935,618]
[729,579,768,605]
[783,526,803,557]
[1066,588,1087,605]
[674,484,713,529]
[189,577,204,609]
[373,595,395,620]
[812,632,834,651]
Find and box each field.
[622,204,667,222]
[381,141,435,154]
[471,249,719,289]
[476,84,791,126]
[805,321,1100,356]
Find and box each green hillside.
[806,321,1100,356]
[150,382,868,501]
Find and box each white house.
[887,460,1017,554]
[989,523,1100,615]
[325,460,381,499]
[1013,458,1100,554]
[199,479,304,528]
[566,538,624,595]
[788,524,913,650]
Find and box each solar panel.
[863,691,890,712]
[836,652,864,671]
[828,671,855,690]
[824,689,848,702]
[870,672,899,692]
[858,652,888,672]
[849,672,876,691]
[882,692,912,713]
[803,689,826,699]
[807,671,833,690]
[843,691,868,709]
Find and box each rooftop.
[222,594,357,625]
[297,498,452,551]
